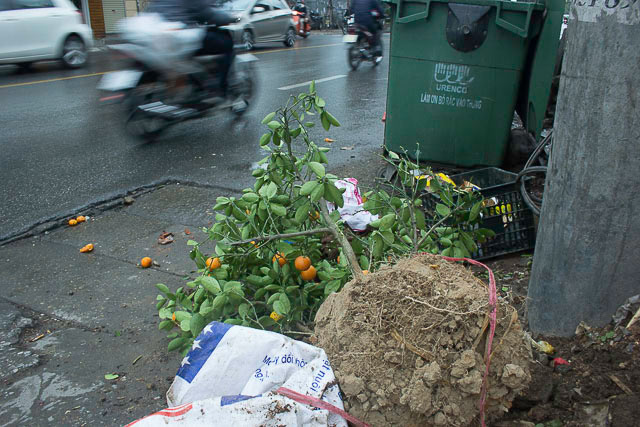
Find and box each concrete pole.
[527,1,640,336]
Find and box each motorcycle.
[292,10,311,38]
[343,12,383,71]
[97,14,256,141]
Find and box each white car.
[0,0,93,68]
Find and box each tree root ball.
[314,254,532,426]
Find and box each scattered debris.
[184,228,191,235]
[124,196,135,205]
[158,231,174,245]
[79,243,94,253]
[608,374,633,395]
[340,146,354,151]
[613,295,640,327]
[133,355,143,365]
[29,333,45,342]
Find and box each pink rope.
[441,256,497,427]
[275,387,371,427]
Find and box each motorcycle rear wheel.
[124,77,168,141]
[348,44,362,71]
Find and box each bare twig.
[391,329,434,361]
[609,374,633,395]
[230,228,332,246]
[416,211,453,249]
[627,306,640,329]
[404,295,486,316]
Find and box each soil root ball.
[314,254,532,426]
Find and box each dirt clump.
[314,254,532,426]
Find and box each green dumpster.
[383,0,563,167]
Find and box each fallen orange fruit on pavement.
[324,138,334,143]
[79,243,94,253]
[141,257,152,268]
[76,216,86,223]
[68,219,78,226]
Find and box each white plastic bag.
[127,322,349,427]
[328,178,378,232]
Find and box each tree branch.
[415,211,453,249]
[319,200,365,281]
[229,228,332,246]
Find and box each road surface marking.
[252,42,341,56]
[0,43,343,90]
[278,74,346,91]
[0,72,108,89]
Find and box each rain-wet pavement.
[0,34,389,242]
[0,34,390,425]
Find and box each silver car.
[216,0,296,50]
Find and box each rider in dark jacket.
[147,0,235,96]
[351,0,385,60]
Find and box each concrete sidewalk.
[0,157,388,425]
[0,183,228,426]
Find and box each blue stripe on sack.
[220,394,259,406]
[176,321,233,383]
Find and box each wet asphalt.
[0,34,390,242]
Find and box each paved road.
[0,34,389,241]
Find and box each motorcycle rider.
[293,0,308,18]
[146,0,235,97]
[350,0,385,62]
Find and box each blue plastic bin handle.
[495,1,536,37]
[395,0,432,23]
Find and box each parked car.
[0,0,92,68]
[213,0,296,50]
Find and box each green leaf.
[310,183,325,203]
[295,201,311,224]
[155,283,170,294]
[502,286,509,292]
[242,192,259,203]
[379,213,396,231]
[415,208,426,230]
[267,121,281,130]
[104,373,119,380]
[436,203,451,217]
[267,292,281,305]
[308,162,325,178]
[186,240,198,246]
[168,337,186,352]
[325,183,344,208]
[212,294,228,310]
[372,233,384,258]
[271,203,287,217]
[325,111,341,127]
[199,276,222,295]
[261,112,276,124]
[190,313,206,337]
[315,96,326,108]
[440,237,453,247]
[320,112,330,131]
[224,319,243,325]
[273,301,284,315]
[238,303,250,320]
[265,182,278,199]
[158,320,173,331]
[388,151,400,160]
[309,81,316,93]
[279,294,291,314]
[470,201,483,222]
[259,132,271,146]
[300,180,319,196]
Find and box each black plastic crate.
[422,167,536,260]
